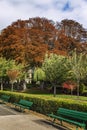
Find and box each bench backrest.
[57,108,87,122]
[19,99,33,107]
[1,95,10,101]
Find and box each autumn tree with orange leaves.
[0,17,87,66]
[7,70,19,91]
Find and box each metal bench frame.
[47,108,87,130]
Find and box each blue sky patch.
[63,2,72,11]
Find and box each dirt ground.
[29,110,83,130]
[0,102,84,130]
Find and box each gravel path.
[0,104,68,130]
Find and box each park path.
[0,104,68,130]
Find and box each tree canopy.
[67,50,87,96]
[0,17,86,66]
[42,53,68,96]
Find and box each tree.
[33,67,46,89]
[0,17,67,66]
[0,17,87,66]
[6,60,24,91]
[0,57,8,90]
[0,58,23,90]
[63,80,76,95]
[42,53,68,97]
[68,49,87,97]
[0,24,24,64]
[7,70,19,91]
[60,19,87,42]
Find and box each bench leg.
[21,108,25,112]
[20,106,21,111]
[53,118,56,123]
[20,106,24,112]
[60,120,62,125]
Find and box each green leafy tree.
[42,53,68,97]
[0,58,8,90]
[0,57,23,90]
[68,50,87,97]
[34,67,46,89]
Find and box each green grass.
[23,91,87,102]
[24,88,50,94]
[22,88,87,101]
[1,89,87,103]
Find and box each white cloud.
[0,0,87,30]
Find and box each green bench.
[0,95,10,103]
[47,108,87,130]
[13,99,33,111]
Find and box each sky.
[0,0,87,30]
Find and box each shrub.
[0,91,87,114]
[79,83,86,94]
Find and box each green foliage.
[68,50,87,81]
[42,53,69,96]
[0,57,23,78]
[0,91,87,114]
[0,57,8,77]
[79,83,86,94]
[0,57,24,90]
[33,67,46,81]
[42,53,68,84]
[68,50,87,96]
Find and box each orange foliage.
[0,17,86,66]
[63,80,76,90]
[7,70,19,82]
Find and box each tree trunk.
[17,79,20,90]
[22,75,27,91]
[77,79,80,97]
[71,89,73,96]
[1,83,3,90]
[11,83,14,91]
[40,81,44,90]
[1,79,3,90]
[53,85,56,97]
[23,80,27,90]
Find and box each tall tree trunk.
[11,83,14,91]
[23,80,27,90]
[53,85,56,97]
[77,79,80,97]
[22,75,27,91]
[1,79,3,90]
[1,83,3,90]
[17,79,20,90]
[40,81,44,90]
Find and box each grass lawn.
[1,88,87,103]
[23,88,87,102]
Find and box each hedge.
[0,91,87,114]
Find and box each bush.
[79,83,86,94]
[82,90,87,96]
[0,91,87,114]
